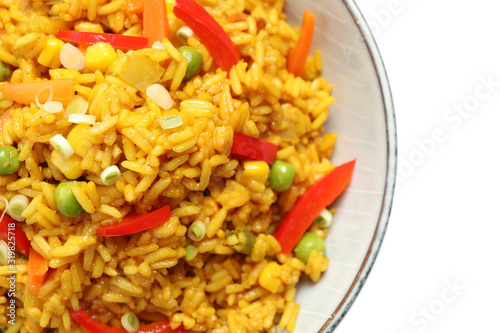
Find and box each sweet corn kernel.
[51,150,84,180]
[258,261,283,293]
[38,38,65,69]
[67,123,92,157]
[84,42,117,73]
[242,161,270,183]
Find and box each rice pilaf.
[0,0,341,331]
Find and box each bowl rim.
[320,0,398,331]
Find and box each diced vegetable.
[67,123,92,156]
[269,160,295,192]
[241,161,270,184]
[0,240,8,265]
[66,95,89,115]
[96,205,171,237]
[272,159,355,254]
[226,227,256,254]
[101,165,121,185]
[49,134,74,158]
[143,0,169,47]
[176,26,194,43]
[57,30,148,50]
[293,232,326,263]
[287,10,315,77]
[146,84,173,110]
[173,0,240,72]
[159,115,183,129]
[42,101,63,113]
[152,41,166,50]
[179,46,202,80]
[231,132,278,165]
[27,248,49,295]
[185,245,198,260]
[0,78,75,106]
[314,208,333,227]
[67,113,96,125]
[0,146,20,175]
[50,149,84,179]
[60,43,86,70]
[38,37,65,69]
[120,54,165,92]
[7,194,29,221]
[0,60,10,81]
[258,261,283,293]
[187,220,206,241]
[84,42,117,73]
[55,181,85,217]
[121,312,139,333]
[0,215,31,256]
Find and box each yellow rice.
[0,0,337,331]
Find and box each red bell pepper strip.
[273,159,355,254]
[0,215,31,257]
[57,30,148,50]
[27,248,49,295]
[70,309,187,333]
[143,0,169,47]
[230,132,278,165]
[173,0,240,72]
[96,205,171,237]
[287,10,315,77]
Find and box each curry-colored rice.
[0,0,337,331]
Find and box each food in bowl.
[0,0,354,332]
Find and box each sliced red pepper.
[96,205,171,237]
[0,215,31,257]
[231,132,278,165]
[57,30,148,50]
[70,309,127,333]
[70,309,187,333]
[173,0,240,72]
[273,160,355,254]
[143,0,169,47]
[27,248,49,295]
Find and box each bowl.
[284,0,397,331]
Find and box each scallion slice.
[68,113,96,125]
[43,100,64,113]
[0,240,8,265]
[121,312,139,333]
[185,245,198,260]
[177,26,195,43]
[159,115,183,129]
[187,220,206,241]
[49,134,74,158]
[152,41,166,50]
[146,83,173,110]
[66,95,89,115]
[60,43,86,71]
[100,165,121,185]
[35,85,53,108]
[314,208,333,227]
[7,194,29,221]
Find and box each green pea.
[294,232,326,263]
[0,60,10,81]
[179,46,203,81]
[0,146,20,175]
[269,160,295,192]
[55,181,84,217]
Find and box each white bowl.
[285,0,397,331]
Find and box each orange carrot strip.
[0,78,75,106]
[143,0,169,47]
[287,9,315,77]
[27,248,49,295]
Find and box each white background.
[338,1,500,332]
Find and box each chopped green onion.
[66,95,89,115]
[49,134,74,158]
[159,115,183,129]
[0,240,8,265]
[7,194,29,221]
[152,41,166,50]
[60,43,86,71]
[100,165,121,185]
[146,83,173,110]
[68,113,96,125]
[314,208,333,227]
[185,245,198,260]
[35,85,53,108]
[187,220,206,241]
[43,100,64,113]
[177,26,195,43]
[121,312,139,333]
